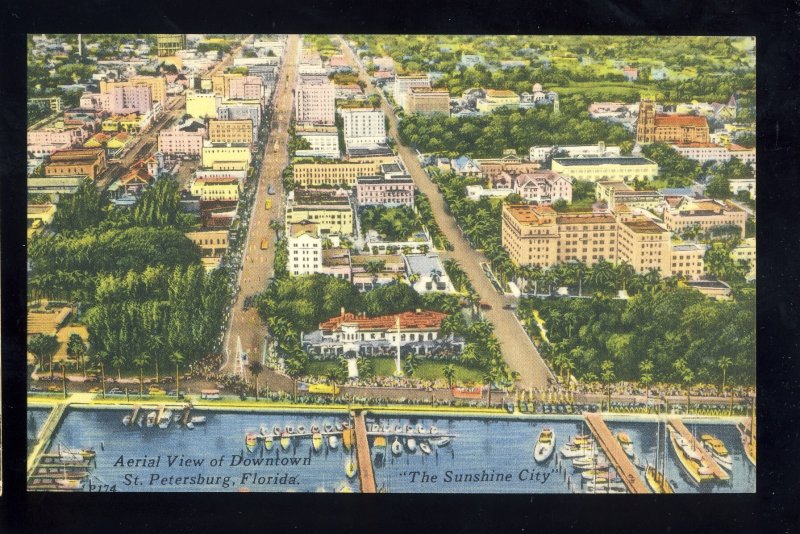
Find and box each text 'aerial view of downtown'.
[25,34,755,494]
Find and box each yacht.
[701,434,733,471]
[533,428,555,463]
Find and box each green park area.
[307,358,485,384]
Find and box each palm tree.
[442,363,456,389]
[364,259,386,289]
[588,260,615,294]
[248,360,264,400]
[93,350,108,398]
[615,261,636,292]
[112,354,125,382]
[483,368,498,406]
[58,360,68,399]
[269,219,282,240]
[133,353,151,398]
[717,356,732,396]
[170,351,184,398]
[639,359,654,406]
[673,358,695,414]
[553,350,570,384]
[28,333,59,379]
[66,333,87,377]
[600,360,615,410]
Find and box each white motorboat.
[273,425,281,436]
[433,436,450,447]
[312,432,323,452]
[700,434,733,471]
[122,415,132,426]
[616,432,635,458]
[335,421,344,432]
[391,438,403,456]
[328,434,339,450]
[405,437,417,453]
[146,411,157,428]
[186,422,195,430]
[158,410,173,429]
[190,416,206,425]
[416,424,425,434]
[674,432,703,462]
[573,457,609,471]
[559,444,594,459]
[430,426,438,435]
[533,428,555,463]
[419,440,432,455]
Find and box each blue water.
[31,408,756,493]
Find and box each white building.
[340,108,386,147]
[670,143,756,166]
[296,125,340,159]
[729,178,756,199]
[513,171,573,204]
[295,79,335,125]
[529,142,621,163]
[465,185,513,200]
[403,253,456,294]
[288,221,323,276]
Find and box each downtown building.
[340,108,386,147]
[295,78,335,125]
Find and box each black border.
[2,0,800,532]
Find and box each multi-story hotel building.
[285,189,355,235]
[513,171,573,204]
[288,221,323,276]
[45,148,107,180]
[186,91,221,119]
[394,74,431,110]
[295,79,335,125]
[190,177,240,201]
[596,180,663,211]
[218,100,261,138]
[340,108,386,147]
[636,99,710,144]
[552,156,659,183]
[156,34,186,57]
[201,142,251,171]
[355,174,415,208]
[295,124,340,159]
[669,243,708,279]
[158,129,205,157]
[405,87,450,115]
[208,119,254,145]
[670,142,756,165]
[529,142,621,163]
[100,76,166,105]
[662,197,747,238]
[292,158,396,187]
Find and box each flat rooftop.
[621,218,667,234]
[554,156,656,166]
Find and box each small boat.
[645,464,674,494]
[345,459,358,479]
[573,457,608,471]
[311,424,320,433]
[259,425,270,437]
[405,437,417,453]
[186,422,195,430]
[122,415,132,426]
[416,424,425,434]
[146,411,157,428]
[586,481,627,494]
[324,423,333,433]
[570,434,592,446]
[374,436,387,449]
[674,432,703,462]
[335,421,344,432]
[616,432,634,458]
[280,432,292,451]
[172,412,182,423]
[158,410,173,429]
[297,425,305,434]
[667,427,714,485]
[391,438,403,456]
[263,433,274,451]
[533,428,555,463]
[700,434,733,471]
[137,414,144,427]
[337,482,352,493]
[312,432,323,452]
[430,426,438,435]
[419,440,432,455]
[559,444,594,459]
[245,432,258,452]
[433,436,450,447]
[328,434,339,450]
[286,425,295,434]
[190,416,206,425]
[582,468,614,482]
[273,426,281,436]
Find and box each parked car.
[479,302,493,310]
[108,387,123,395]
[48,385,60,392]
[29,385,42,392]
[502,304,517,310]
[148,387,166,395]
[88,387,101,393]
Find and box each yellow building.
[100,76,166,105]
[669,243,707,279]
[662,198,747,238]
[596,180,662,211]
[292,158,395,187]
[285,189,354,235]
[615,211,671,275]
[731,237,756,280]
[27,203,57,238]
[552,156,659,183]
[201,142,251,171]
[185,229,229,270]
[211,73,243,98]
[477,89,520,113]
[106,132,133,151]
[208,119,253,145]
[156,34,186,57]
[186,90,221,119]
[190,177,240,201]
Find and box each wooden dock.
[584,413,649,494]
[351,411,377,494]
[180,404,192,426]
[667,417,729,481]
[27,401,69,478]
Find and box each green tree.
[600,360,615,410]
[443,363,456,389]
[718,355,732,395]
[66,333,87,377]
[639,359,654,405]
[133,353,150,398]
[248,360,264,401]
[28,334,60,379]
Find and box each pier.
[351,411,377,493]
[667,417,729,481]
[181,404,192,426]
[584,413,649,494]
[130,404,141,425]
[27,401,69,478]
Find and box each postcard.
[26,33,756,494]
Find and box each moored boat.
[122,415,132,426]
[263,433,274,451]
[405,437,417,453]
[572,456,608,471]
[533,428,555,463]
[328,434,339,450]
[582,468,614,482]
[645,464,674,494]
[586,480,627,494]
[700,434,733,471]
[391,438,403,456]
[311,432,323,452]
[559,443,594,459]
[158,410,173,429]
[433,436,450,447]
[245,432,258,453]
[667,427,714,485]
[280,431,292,451]
[190,416,206,425]
[345,459,358,479]
[146,411,157,428]
[373,436,387,449]
[419,440,432,455]
[616,432,634,458]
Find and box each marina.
[28,405,755,493]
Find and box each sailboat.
[668,426,714,485]
[646,405,674,494]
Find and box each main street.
[339,36,554,390]
[220,34,298,394]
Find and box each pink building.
[28,128,87,157]
[228,76,263,101]
[109,85,153,115]
[295,79,335,125]
[356,175,415,208]
[79,93,110,111]
[158,129,206,157]
[513,171,573,204]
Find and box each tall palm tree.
[639,359,655,405]
[170,351,184,398]
[66,333,87,377]
[615,261,636,292]
[112,354,125,382]
[600,360,616,410]
[133,353,151,398]
[673,358,695,414]
[248,360,264,401]
[364,260,386,289]
[717,356,732,396]
[93,350,108,398]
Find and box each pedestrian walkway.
[351,410,376,493]
[584,412,648,494]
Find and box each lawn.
[551,81,665,100]
[307,358,485,384]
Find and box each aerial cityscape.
[26,34,756,494]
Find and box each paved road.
[221,35,299,391]
[339,37,554,390]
